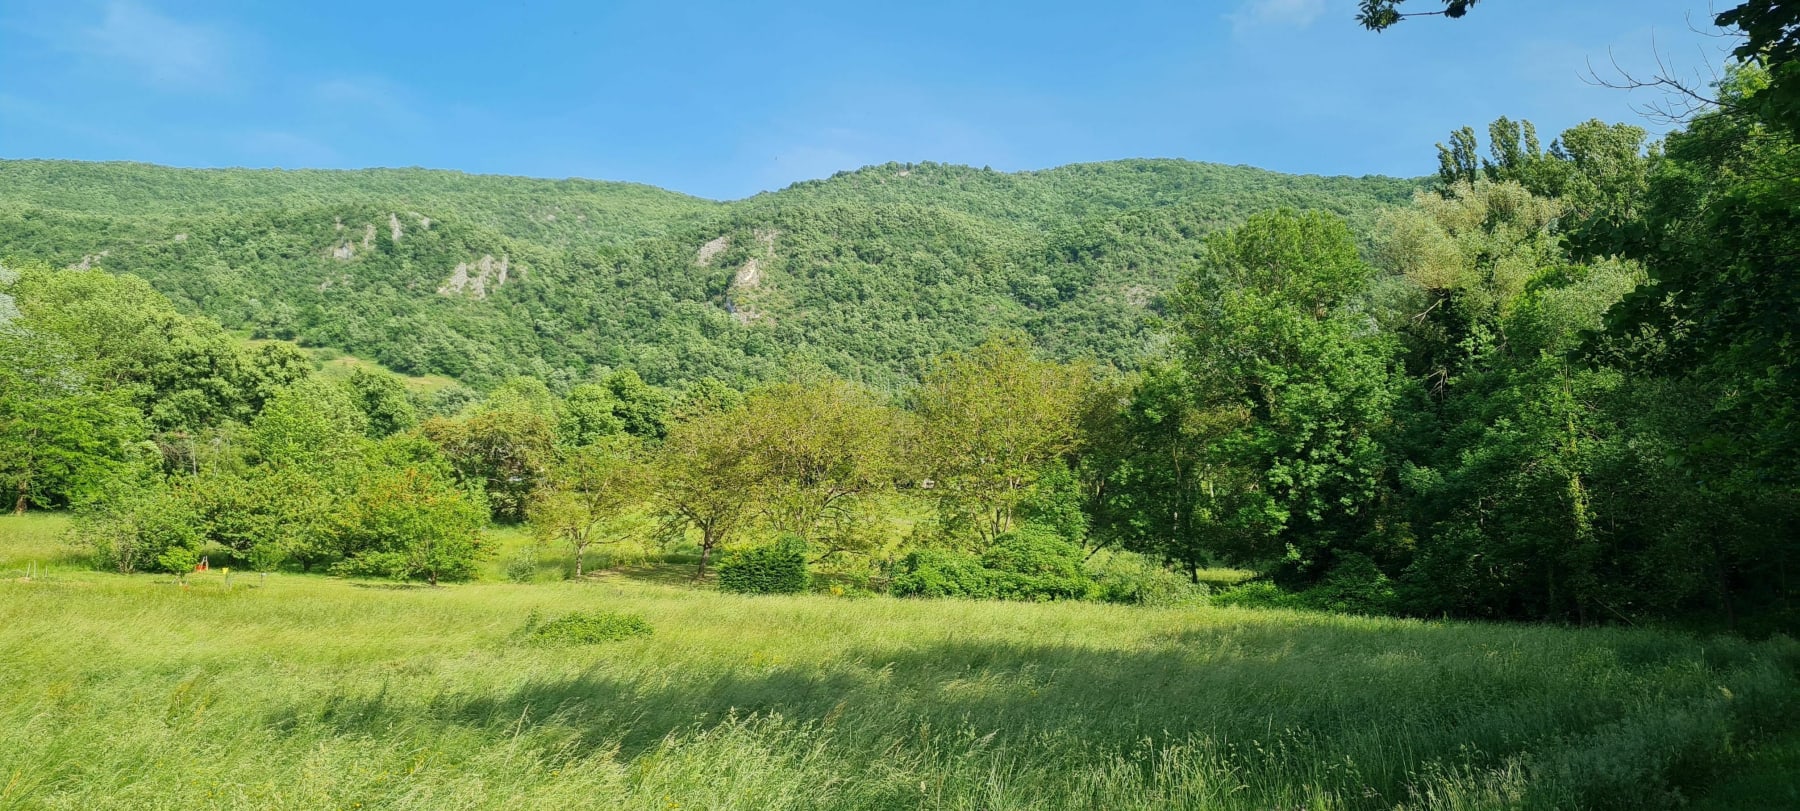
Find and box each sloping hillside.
[0,159,1418,387]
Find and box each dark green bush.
[981,524,1084,579]
[521,610,652,645]
[1300,552,1398,614]
[716,535,811,595]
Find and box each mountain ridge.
[0,157,1422,388]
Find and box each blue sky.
[1,0,1732,200]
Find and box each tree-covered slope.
[0,160,720,249]
[0,158,1418,388]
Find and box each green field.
[2,514,1795,810]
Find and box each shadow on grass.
[265,622,1800,808]
[587,562,712,588]
[347,581,434,591]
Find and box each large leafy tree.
[0,280,143,513]
[250,378,369,474]
[652,401,761,578]
[10,266,309,435]
[529,437,648,576]
[736,379,902,562]
[1171,209,1399,577]
[1083,362,1259,579]
[913,337,1095,546]
[422,379,559,522]
[1597,69,1800,627]
[342,367,418,439]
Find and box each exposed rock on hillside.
[438,254,511,299]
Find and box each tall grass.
[0,516,1794,809]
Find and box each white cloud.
[1229,0,1328,34]
[81,1,231,89]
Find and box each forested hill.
[0,158,1417,388]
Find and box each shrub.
[521,610,652,645]
[892,524,1098,602]
[982,524,1094,602]
[1090,553,1208,607]
[77,481,204,575]
[981,524,1084,579]
[1299,552,1399,615]
[891,550,996,599]
[504,550,538,584]
[717,535,810,595]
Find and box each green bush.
[77,481,204,575]
[1300,553,1398,615]
[1089,553,1208,607]
[716,535,811,595]
[982,524,1094,602]
[892,524,1098,602]
[504,550,538,584]
[521,610,653,645]
[890,550,996,599]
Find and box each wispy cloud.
[80,0,233,90]
[1228,0,1328,34]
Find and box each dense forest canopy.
[0,158,1417,389]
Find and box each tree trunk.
[694,539,714,580]
[13,481,25,515]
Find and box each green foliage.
[0,159,1414,390]
[888,549,996,599]
[74,474,203,575]
[250,378,368,472]
[556,383,624,447]
[915,337,1095,544]
[0,347,143,513]
[893,523,1094,602]
[1211,580,1296,610]
[503,549,538,584]
[423,399,555,523]
[7,264,308,434]
[342,368,417,438]
[716,535,811,595]
[326,465,487,584]
[651,399,760,577]
[520,610,653,645]
[527,437,647,577]
[1088,553,1209,607]
[980,523,1095,601]
[603,369,670,439]
[186,467,325,569]
[732,379,900,561]
[1171,209,1399,574]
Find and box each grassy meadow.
[2,513,1796,811]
